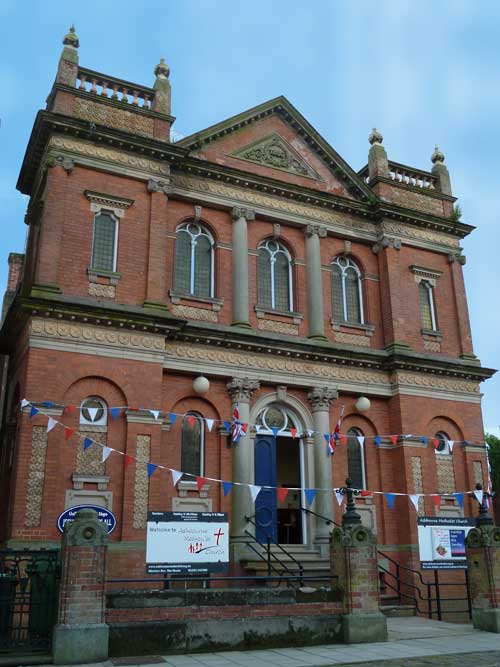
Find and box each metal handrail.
[243,534,298,585]
[298,506,341,528]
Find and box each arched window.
[331,256,364,324]
[173,222,214,298]
[347,427,366,490]
[435,431,451,455]
[257,240,293,311]
[255,404,300,436]
[181,413,205,477]
[80,397,108,426]
[91,212,118,272]
[419,281,437,331]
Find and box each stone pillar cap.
[63,25,79,48]
[369,128,383,145]
[154,57,170,78]
[431,145,445,164]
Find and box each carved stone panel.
[25,427,48,527]
[436,456,456,494]
[74,99,155,138]
[76,432,106,476]
[473,461,484,487]
[231,133,320,179]
[133,435,151,529]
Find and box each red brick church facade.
[0,28,494,578]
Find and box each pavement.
[18,617,500,667]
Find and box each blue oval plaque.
[57,504,116,534]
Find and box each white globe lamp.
[193,375,210,395]
[355,396,371,413]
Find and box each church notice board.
[417,516,475,569]
[146,511,229,574]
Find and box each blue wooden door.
[254,435,277,543]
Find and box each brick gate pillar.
[330,503,387,643]
[52,509,109,664]
[465,523,500,632]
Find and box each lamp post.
[338,478,362,527]
[474,483,494,527]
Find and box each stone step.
[381,604,416,617]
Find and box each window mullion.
[341,271,348,321]
[190,237,196,294]
[428,285,437,330]
[270,254,276,310]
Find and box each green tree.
[485,433,500,493]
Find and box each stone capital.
[305,224,327,238]
[147,179,171,195]
[227,377,260,403]
[372,236,401,254]
[231,207,255,222]
[307,386,338,412]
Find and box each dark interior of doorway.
[276,436,302,544]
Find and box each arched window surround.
[257,238,294,312]
[331,255,365,325]
[347,426,366,490]
[180,411,205,478]
[173,221,215,299]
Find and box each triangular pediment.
[231,133,321,180]
[178,96,373,201]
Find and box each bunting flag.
[29,406,39,419]
[335,490,344,506]
[455,492,464,509]
[196,476,207,492]
[205,418,214,432]
[473,489,484,505]
[150,410,160,421]
[222,481,233,496]
[47,417,58,432]
[409,494,420,512]
[21,398,29,408]
[431,494,441,508]
[249,485,261,503]
[102,447,112,462]
[171,469,183,487]
[306,429,314,438]
[327,435,336,456]
[64,427,74,441]
[305,489,317,506]
[290,428,297,440]
[87,407,99,423]
[357,435,365,448]
[374,436,382,447]
[360,490,371,497]
[83,437,93,450]
[168,413,177,425]
[448,440,454,452]
[147,463,157,478]
[43,401,53,409]
[432,438,440,450]
[390,435,398,445]
[124,455,134,469]
[385,493,396,509]
[339,435,348,446]
[333,404,345,440]
[271,426,279,439]
[186,415,196,428]
[64,405,75,414]
[277,487,289,503]
[421,436,428,445]
[110,407,121,421]
[223,420,231,433]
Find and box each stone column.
[304,224,327,340]
[466,523,500,633]
[308,386,337,553]
[52,509,108,664]
[331,524,387,643]
[144,178,171,312]
[227,377,260,561]
[231,207,255,328]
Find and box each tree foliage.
[485,433,500,492]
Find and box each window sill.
[331,320,374,335]
[178,479,210,498]
[88,268,121,285]
[255,305,303,325]
[421,328,443,340]
[169,290,223,311]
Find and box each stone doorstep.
[111,657,166,665]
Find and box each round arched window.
[80,397,107,426]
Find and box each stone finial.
[63,25,79,48]
[368,128,383,145]
[431,145,445,164]
[154,57,170,79]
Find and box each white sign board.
[146,511,229,574]
[417,517,474,569]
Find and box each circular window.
[435,432,450,454]
[264,406,286,430]
[80,397,107,425]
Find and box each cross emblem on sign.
[214,528,224,546]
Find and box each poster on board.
[417,516,474,569]
[146,511,229,574]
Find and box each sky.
[1,0,499,433]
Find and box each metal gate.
[0,549,60,653]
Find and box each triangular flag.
[409,494,420,512]
[324,433,330,444]
[47,417,58,432]
[169,413,177,425]
[271,426,279,439]
[249,485,261,502]
[150,410,160,421]
[374,436,382,446]
[431,494,441,508]
[29,406,39,419]
[390,435,398,445]
[306,429,314,438]
[305,489,317,506]
[129,406,138,412]
[147,463,157,478]
[187,415,196,428]
[357,435,365,447]
[290,428,297,439]
[222,481,233,496]
[455,492,464,509]
[385,493,396,509]
[223,420,231,433]
[206,418,214,432]
[43,401,53,409]
[21,399,29,408]
[171,469,183,486]
[87,407,99,422]
[64,405,75,414]
[242,423,248,434]
[196,476,207,492]
[474,489,484,505]
[448,440,454,452]
[432,438,440,450]
[421,436,428,445]
[277,487,289,503]
[255,424,263,434]
[64,427,74,441]
[102,447,112,462]
[340,435,348,446]
[335,490,344,506]
[83,437,93,450]
[124,455,134,469]
[360,490,371,497]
